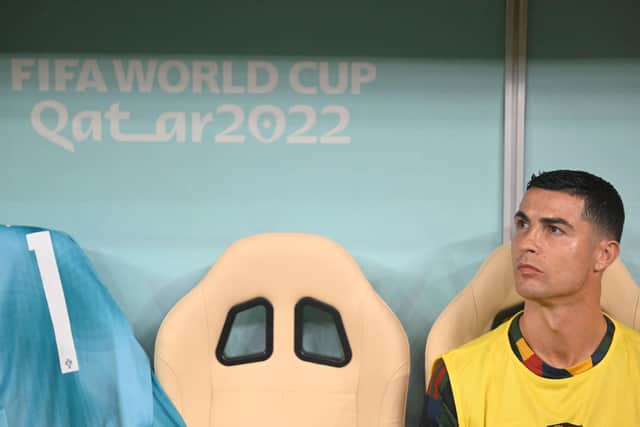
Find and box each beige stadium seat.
[424,242,640,384]
[155,233,410,427]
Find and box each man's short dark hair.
[526,170,625,242]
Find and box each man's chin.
[515,281,548,300]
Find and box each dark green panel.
[529,0,640,58]
[2,0,504,58]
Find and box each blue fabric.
[0,226,185,427]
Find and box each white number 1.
[26,231,79,374]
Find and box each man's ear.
[595,239,620,272]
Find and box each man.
[421,170,640,426]
[0,225,186,426]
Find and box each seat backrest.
[0,225,184,426]
[155,233,410,427]
[424,242,640,383]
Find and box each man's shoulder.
[442,320,511,371]
[611,317,640,348]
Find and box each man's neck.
[519,300,608,369]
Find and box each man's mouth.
[517,262,542,275]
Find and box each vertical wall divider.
[502,0,529,243]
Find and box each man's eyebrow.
[539,217,574,229]
[514,211,529,221]
[514,211,574,229]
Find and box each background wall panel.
[1,2,506,425]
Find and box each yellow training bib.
[443,315,640,427]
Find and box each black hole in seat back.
[216,297,274,366]
[294,297,352,367]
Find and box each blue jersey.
[0,226,185,427]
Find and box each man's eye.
[549,225,562,234]
[515,219,528,229]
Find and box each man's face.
[511,188,601,302]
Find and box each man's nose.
[515,226,540,253]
